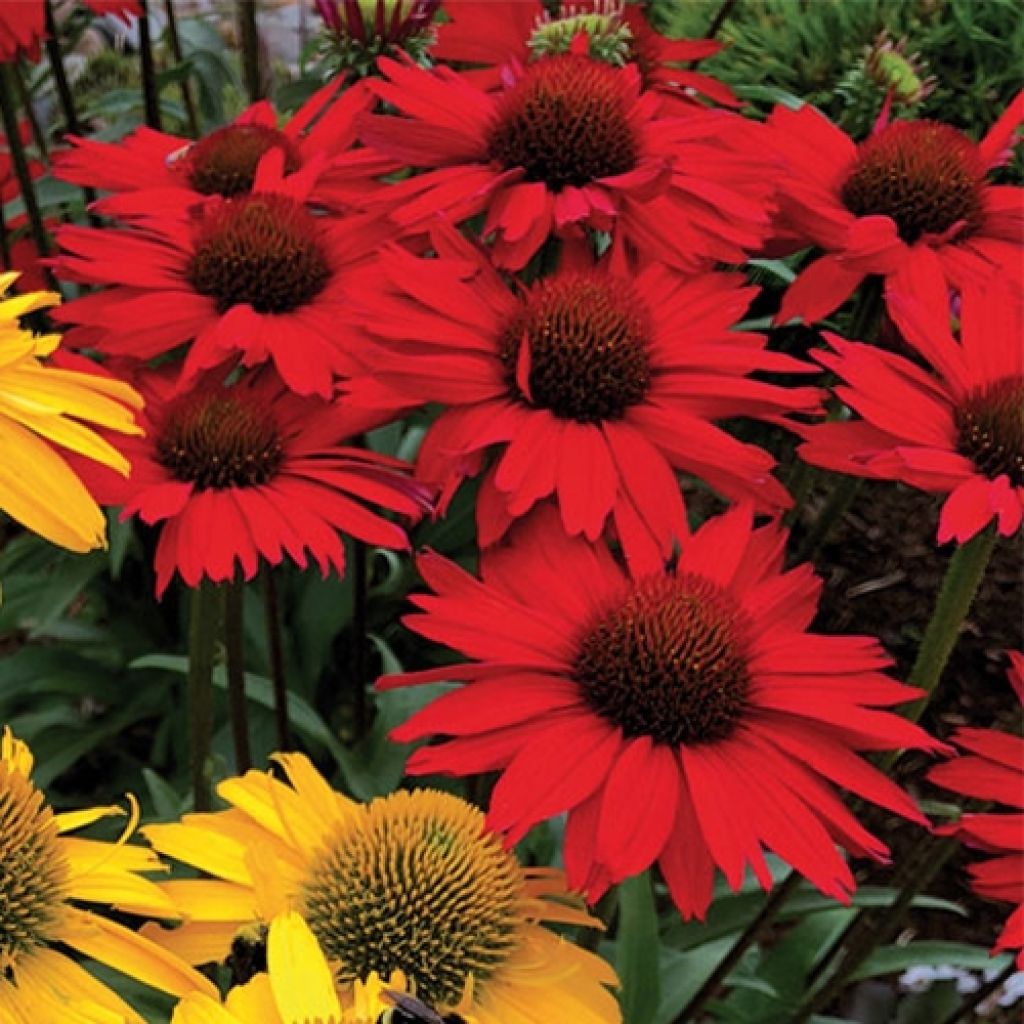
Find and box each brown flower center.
[840,121,985,245]
[954,377,1024,487]
[155,389,285,490]
[575,573,752,746]
[0,763,69,976]
[301,791,523,1009]
[486,53,639,191]
[499,271,651,423]
[179,124,301,198]
[187,194,332,315]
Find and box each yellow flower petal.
[268,912,342,1024]
[54,804,125,835]
[172,993,243,1024]
[62,907,218,999]
[160,879,259,922]
[225,975,284,1024]
[1,726,33,776]
[144,818,254,886]
[141,919,242,967]
[0,416,107,551]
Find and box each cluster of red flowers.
[14,0,1022,966]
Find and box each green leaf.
[665,885,964,951]
[849,941,1012,981]
[618,872,661,1024]
[332,636,453,800]
[653,940,736,1024]
[129,654,350,768]
[721,908,856,1020]
[747,258,798,284]
[106,509,133,580]
[142,768,186,821]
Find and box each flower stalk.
[187,578,220,811]
[163,0,200,138]
[902,525,999,721]
[238,0,263,103]
[937,958,1016,1024]
[350,537,370,740]
[791,525,999,1018]
[137,0,162,129]
[263,569,290,751]
[0,64,54,285]
[224,577,252,773]
[673,872,803,1021]
[44,1,80,137]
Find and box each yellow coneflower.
[144,756,622,1023]
[171,913,345,1024]
[0,272,142,553]
[0,727,216,1022]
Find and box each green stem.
[791,526,998,1018]
[0,64,55,286]
[44,1,81,136]
[137,0,162,129]
[224,577,252,773]
[936,958,1016,1024]
[902,525,998,722]
[0,200,10,270]
[187,578,220,811]
[262,569,290,751]
[13,62,48,161]
[794,835,960,1022]
[163,0,200,138]
[44,1,101,223]
[847,276,884,342]
[694,0,738,53]
[238,0,263,103]
[350,538,369,740]
[577,887,618,953]
[674,872,803,1022]
[793,476,863,563]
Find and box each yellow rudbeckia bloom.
[0,727,216,1022]
[0,273,142,553]
[144,756,621,1023]
[172,913,422,1024]
[172,913,345,1024]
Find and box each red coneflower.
[0,5,44,63]
[770,93,1024,325]
[928,652,1024,968]
[432,0,737,107]
[53,80,373,223]
[798,281,1023,545]
[52,158,387,397]
[75,368,430,596]
[380,503,943,918]
[346,227,819,562]
[320,39,773,270]
[0,2,141,62]
[313,0,438,52]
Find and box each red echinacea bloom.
[76,368,430,596]
[0,2,141,61]
[321,40,773,270]
[381,503,943,917]
[316,0,441,51]
[0,4,44,62]
[928,653,1024,968]
[770,93,1024,326]
[52,157,386,397]
[433,0,737,107]
[798,280,1023,545]
[347,227,819,563]
[53,80,372,222]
